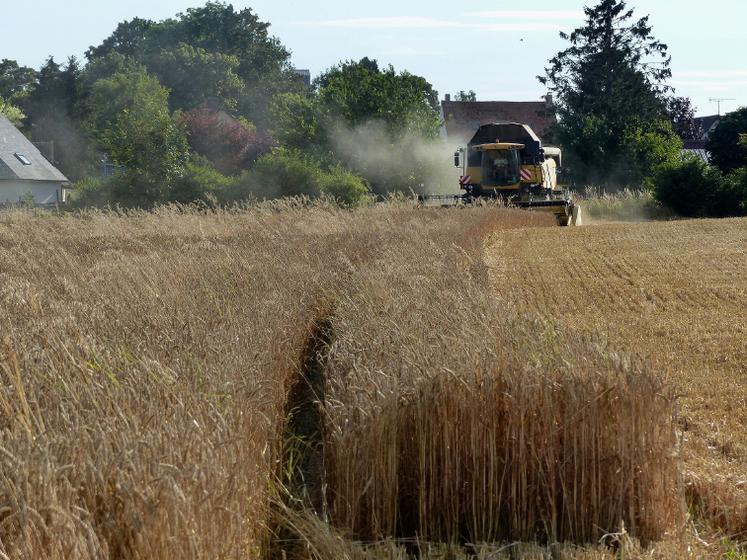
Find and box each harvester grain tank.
[428,122,579,226]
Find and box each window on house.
[14,153,31,165]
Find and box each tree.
[0,97,25,126]
[22,57,82,120]
[455,90,477,102]
[269,93,322,151]
[706,106,747,173]
[183,105,274,174]
[539,0,672,187]
[316,57,440,138]
[87,67,190,205]
[0,59,37,102]
[146,44,245,111]
[85,18,155,60]
[85,2,300,125]
[618,120,682,188]
[20,57,95,181]
[666,96,702,140]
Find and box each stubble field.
[0,203,744,559]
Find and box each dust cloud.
[327,121,463,196]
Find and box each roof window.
[14,153,31,165]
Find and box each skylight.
[14,153,31,165]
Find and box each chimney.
[544,94,553,109]
[445,93,451,102]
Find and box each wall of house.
[0,180,64,205]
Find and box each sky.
[1,0,744,117]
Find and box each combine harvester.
[420,123,580,226]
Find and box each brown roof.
[442,101,556,143]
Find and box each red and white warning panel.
[520,169,533,182]
[459,175,472,186]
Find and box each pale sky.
[1,0,744,117]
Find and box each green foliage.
[242,148,323,199]
[270,93,322,151]
[269,58,442,196]
[222,148,370,206]
[653,155,746,217]
[145,44,245,111]
[0,97,26,126]
[0,59,37,102]
[454,90,477,102]
[706,106,747,173]
[69,176,111,208]
[540,0,673,188]
[170,156,231,203]
[22,57,83,121]
[316,57,440,139]
[316,166,371,207]
[85,2,299,126]
[87,67,190,205]
[619,120,683,189]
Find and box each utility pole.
[709,97,735,116]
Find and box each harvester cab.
[446,123,579,226]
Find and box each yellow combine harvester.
[421,123,580,226]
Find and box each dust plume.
[327,120,463,196]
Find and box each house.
[294,69,312,89]
[0,115,68,205]
[682,115,722,162]
[440,95,557,143]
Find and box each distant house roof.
[442,100,556,143]
[0,116,68,182]
[693,115,720,140]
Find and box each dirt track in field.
[486,218,747,526]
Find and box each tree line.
[0,2,441,207]
[541,0,747,217]
[0,0,745,215]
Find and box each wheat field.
[0,203,744,559]
[486,218,747,544]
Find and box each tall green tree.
[707,107,747,173]
[87,67,190,205]
[85,2,301,124]
[0,59,37,102]
[145,44,245,111]
[19,57,95,181]
[540,0,673,187]
[316,57,440,138]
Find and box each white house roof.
[0,115,68,182]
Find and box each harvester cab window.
[482,149,520,187]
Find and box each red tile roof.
[442,101,556,143]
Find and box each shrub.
[653,156,745,217]
[316,166,371,207]
[69,176,112,208]
[183,105,274,175]
[169,157,231,204]
[220,148,370,206]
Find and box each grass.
[0,201,743,558]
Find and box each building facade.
[0,115,68,205]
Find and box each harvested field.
[0,204,742,559]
